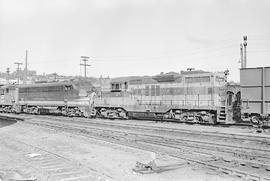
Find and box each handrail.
[95,98,216,107]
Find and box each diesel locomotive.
[0,79,95,117]
[94,69,230,123]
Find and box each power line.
[26,48,239,65]
[22,38,267,65]
[27,41,239,64]
[91,42,238,61]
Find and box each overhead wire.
[22,36,270,65]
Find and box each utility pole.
[240,43,244,68]
[23,50,28,84]
[80,56,90,78]
[6,68,10,84]
[14,62,23,84]
[243,35,247,68]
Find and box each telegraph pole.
[23,50,28,84]
[6,68,10,84]
[80,56,90,78]
[14,62,23,84]
[240,43,244,68]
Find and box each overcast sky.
[0,0,269,81]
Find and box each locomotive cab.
[111,81,128,92]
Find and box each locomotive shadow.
[0,118,17,128]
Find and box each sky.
[0,0,269,81]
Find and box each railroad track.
[25,118,270,164]
[0,137,107,181]
[2,113,270,145]
[18,116,270,181]
[35,114,270,142]
[3,113,270,162]
[27,114,270,151]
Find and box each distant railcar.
[94,70,229,124]
[240,67,270,125]
[0,84,17,112]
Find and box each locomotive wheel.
[181,116,188,121]
[194,116,201,123]
[251,116,260,127]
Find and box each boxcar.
[240,67,270,122]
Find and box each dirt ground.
[0,119,244,181]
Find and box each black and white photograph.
[0,0,270,180]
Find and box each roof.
[109,69,224,85]
[240,66,270,70]
[17,82,73,88]
[152,74,181,82]
[111,76,157,84]
[180,70,210,75]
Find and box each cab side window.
[64,85,73,91]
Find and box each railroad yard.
[0,114,269,181]
[1,0,270,180]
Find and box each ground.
[0,118,249,181]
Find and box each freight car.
[0,80,95,117]
[93,69,230,124]
[240,67,270,125]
